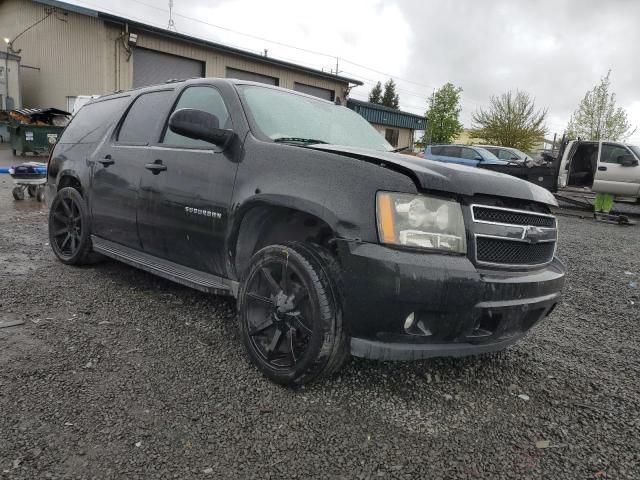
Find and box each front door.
[593,142,640,196]
[137,85,239,277]
[91,90,174,249]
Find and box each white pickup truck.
[557,140,640,200]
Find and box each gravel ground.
[1,147,639,479]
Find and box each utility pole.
[168,0,176,31]
[335,57,339,76]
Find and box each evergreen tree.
[368,81,383,104]
[381,79,400,109]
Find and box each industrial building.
[346,98,425,150]
[0,0,362,111]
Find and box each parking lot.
[0,145,639,479]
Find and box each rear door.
[90,89,174,249]
[459,146,482,166]
[593,142,640,196]
[137,84,239,276]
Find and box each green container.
[9,123,66,156]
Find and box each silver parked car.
[475,145,533,164]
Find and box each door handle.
[598,166,607,171]
[145,160,167,174]
[98,155,114,167]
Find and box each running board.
[91,236,236,296]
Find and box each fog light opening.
[404,312,415,332]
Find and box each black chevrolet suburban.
[46,78,565,386]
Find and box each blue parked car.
[424,144,509,167]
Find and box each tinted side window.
[484,147,498,156]
[430,146,444,155]
[442,146,461,158]
[117,90,174,144]
[601,144,630,164]
[461,147,479,160]
[497,149,518,160]
[59,96,129,144]
[162,86,231,148]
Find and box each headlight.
[376,192,466,253]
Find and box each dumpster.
[8,108,70,156]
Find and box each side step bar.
[92,236,237,297]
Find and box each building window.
[0,66,5,82]
[293,82,335,101]
[226,67,279,86]
[385,128,399,147]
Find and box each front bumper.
[336,240,565,361]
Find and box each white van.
[557,140,640,199]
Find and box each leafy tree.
[566,71,635,141]
[368,81,383,104]
[422,83,464,144]
[470,90,547,151]
[381,79,400,109]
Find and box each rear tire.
[238,242,348,386]
[48,187,94,265]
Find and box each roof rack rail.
[164,78,185,84]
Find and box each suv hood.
[309,145,557,206]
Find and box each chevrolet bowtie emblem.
[522,225,546,244]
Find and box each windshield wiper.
[273,137,328,145]
[392,146,409,153]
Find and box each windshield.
[510,148,530,160]
[629,145,640,159]
[238,85,393,151]
[474,147,501,161]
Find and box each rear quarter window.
[59,96,130,144]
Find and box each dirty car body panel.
[47,78,566,365]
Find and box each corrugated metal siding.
[0,0,113,109]
[347,99,425,130]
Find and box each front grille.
[470,203,557,268]
[476,237,555,265]
[472,206,555,227]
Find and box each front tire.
[12,187,24,201]
[48,187,94,265]
[238,242,348,386]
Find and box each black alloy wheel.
[238,243,348,386]
[245,255,313,369]
[48,187,94,265]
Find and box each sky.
[64,0,640,143]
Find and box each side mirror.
[475,155,483,161]
[618,154,639,167]
[168,108,234,147]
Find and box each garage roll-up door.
[133,48,205,88]
[293,82,335,101]
[226,67,279,86]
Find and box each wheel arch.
[230,196,341,280]
[56,170,83,196]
